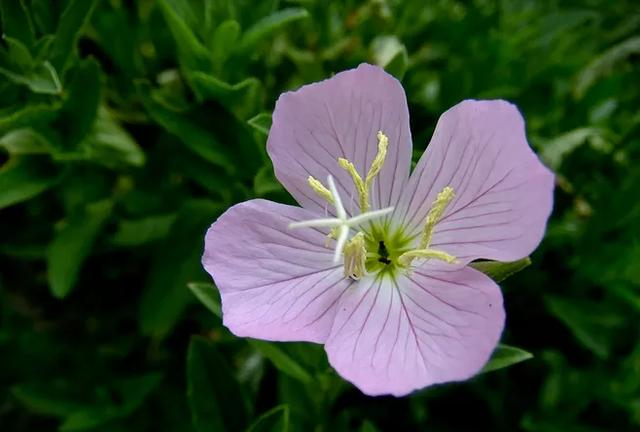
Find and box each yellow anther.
[325,227,339,247]
[398,249,457,267]
[337,131,390,213]
[338,158,368,211]
[343,232,367,280]
[420,186,455,248]
[365,131,389,186]
[308,176,334,205]
[398,185,457,269]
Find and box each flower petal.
[202,199,353,343]
[394,100,554,263]
[267,64,412,215]
[324,263,504,396]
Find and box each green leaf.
[470,257,532,282]
[0,60,62,95]
[247,113,272,136]
[237,8,309,52]
[254,164,282,196]
[0,156,59,209]
[246,405,289,432]
[360,420,382,432]
[13,374,162,431]
[12,384,84,418]
[52,58,102,153]
[372,36,409,80]
[139,200,222,337]
[187,336,250,432]
[0,35,35,70]
[82,106,146,168]
[545,296,624,358]
[189,72,261,119]
[49,0,100,73]
[59,374,162,432]
[110,214,177,247]
[249,340,312,384]
[0,103,59,134]
[539,127,610,169]
[211,19,241,69]
[0,0,35,47]
[158,0,212,72]
[187,282,222,317]
[481,344,533,373]
[47,200,113,298]
[574,36,640,97]
[137,82,234,173]
[0,129,50,154]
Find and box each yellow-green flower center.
[291,130,458,281]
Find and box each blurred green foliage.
[1,0,639,431]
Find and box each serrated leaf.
[187,282,222,317]
[187,337,249,432]
[247,113,272,136]
[238,8,309,52]
[47,200,113,298]
[249,340,312,384]
[470,257,531,282]
[246,405,289,432]
[0,156,59,209]
[481,344,533,373]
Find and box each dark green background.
[1,0,639,431]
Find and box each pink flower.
[202,64,554,396]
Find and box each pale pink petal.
[202,199,353,343]
[267,64,412,215]
[393,100,554,264]
[324,262,504,396]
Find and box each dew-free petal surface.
[324,263,504,396]
[393,100,554,264]
[203,199,353,343]
[267,64,412,216]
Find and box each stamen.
[419,186,455,248]
[398,249,457,267]
[365,131,389,187]
[398,185,457,268]
[307,176,334,205]
[343,232,367,280]
[289,175,394,265]
[338,131,389,212]
[338,158,367,211]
